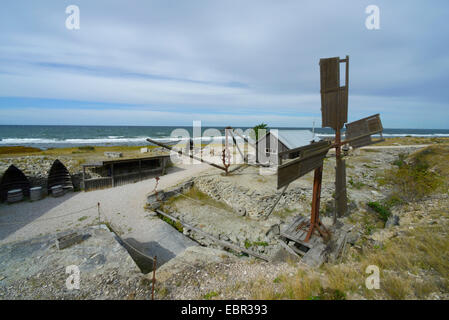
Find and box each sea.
[0,125,448,150]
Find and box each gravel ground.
[0,163,212,253]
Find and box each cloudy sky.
[0,0,448,128]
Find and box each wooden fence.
[83,168,163,192]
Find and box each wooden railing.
[83,168,163,192]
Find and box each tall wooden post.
[334,128,341,224]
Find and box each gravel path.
[0,163,212,263]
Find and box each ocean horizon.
[0,124,448,149]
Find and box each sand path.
[0,163,211,264]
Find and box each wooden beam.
[155,209,270,261]
[146,138,227,171]
[111,163,114,187]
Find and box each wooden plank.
[344,114,384,148]
[320,56,348,129]
[284,216,304,234]
[277,141,331,189]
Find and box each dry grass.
[377,145,448,201]
[375,137,449,146]
[250,269,323,300]
[245,204,449,300]
[0,146,42,155]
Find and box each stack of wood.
[51,185,64,197]
[30,186,42,201]
[7,188,23,203]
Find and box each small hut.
[256,130,319,163]
[0,165,30,202]
[47,159,74,193]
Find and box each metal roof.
[266,130,319,149]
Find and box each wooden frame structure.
[82,155,170,191]
[276,141,332,243]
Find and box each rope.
[0,205,97,226]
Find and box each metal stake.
[152,256,157,300]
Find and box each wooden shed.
[256,130,319,163]
[82,154,170,191]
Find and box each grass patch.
[203,291,219,300]
[158,214,183,233]
[379,146,447,201]
[244,239,269,249]
[78,146,95,151]
[180,186,234,212]
[0,146,42,155]
[78,216,88,222]
[367,201,391,222]
[348,177,366,189]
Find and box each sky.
[0,0,448,128]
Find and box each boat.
[47,159,74,193]
[0,165,30,202]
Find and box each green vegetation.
[367,201,391,222]
[348,177,366,189]
[174,186,234,212]
[250,123,268,141]
[78,216,88,222]
[78,146,95,151]
[379,145,447,201]
[244,239,269,249]
[159,214,183,233]
[203,291,219,300]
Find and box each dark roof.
[82,154,170,167]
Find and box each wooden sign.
[277,141,331,189]
[345,113,384,148]
[320,56,349,130]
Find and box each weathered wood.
[335,158,348,217]
[146,138,227,171]
[56,233,85,250]
[345,113,384,148]
[320,56,348,130]
[47,160,73,193]
[263,184,289,219]
[277,141,331,189]
[155,209,270,261]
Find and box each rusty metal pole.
[305,166,323,242]
[152,256,157,300]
